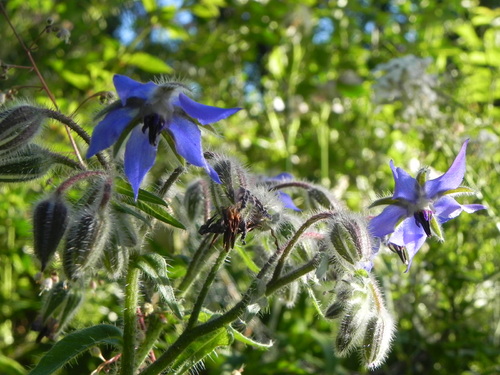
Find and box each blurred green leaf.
[28,325,122,375]
[123,52,173,73]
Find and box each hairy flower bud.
[0,144,57,182]
[184,179,209,221]
[103,244,129,280]
[0,105,45,154]
[308,186,340,210]
[33,194,69,271]
[335,300,371,356]
[327,213,373,271]
[362,311,395,369]
[63,208,110,281]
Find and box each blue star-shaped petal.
[87,74,241,198]
[369,140,486,271]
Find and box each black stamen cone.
[414,211,432,237]
[142,113,164,146]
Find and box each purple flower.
[369,140,486,271]
[87,74,241,198]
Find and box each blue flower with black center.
[369,140,486,271]
[87,74,241,198]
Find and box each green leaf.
[0,355,26,375]
[60,71,90,90]
[124,52,173,73]
[234,245,260,273]
[171,328,233,374]
[115,179,168,207]
[136,253,183,319]
[142,0,156,12]
[230,327,273,350]
[28,325,122,375]
[112,202,152,228]
[122,196,185,229]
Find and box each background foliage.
[0,0,498,374]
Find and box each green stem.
[121,260,141,375]
[139,295,250,375]
[135,315,165,369]
[49,151,84,170]
[186,249,228,330]
[177,235,217,296]
[43,109,109,169]
[265,255,319,296]
[158,167,185,197]
[271,212,334,282]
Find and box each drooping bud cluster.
[326,272,395,369]
[62,180,112,281]
[321,212,394,369]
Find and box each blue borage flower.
[369,139,486,271]
[87,74,241,198]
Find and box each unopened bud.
[55,288,84,336]
[33,195,69,271]
[184,179,209,221]
[308,187,339,210]
[362,312,394,369]
[0,105,45,154]
[0,144,57,182]
[335,299,371,356]
[38,281,69,324]
[328,214,373,269]
[63,209,110,281]
[103,243,129,280]
[46,17,54,25]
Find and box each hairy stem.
[186,249,228,330]
[43,109,109,169]
[271,211,334,282]
[135,315,165,369]
[265,255,319,296]
[177,235,217,296]
[121,261,141,375]
[159,167,185,197]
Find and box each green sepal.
[442,186,475,196]
[135,253,183,319]
[416,167,429,186]
[230,326,273,350]
[27,324,122,375]
[430,215,444,241]
[369,197,399,208]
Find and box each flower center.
[413,210,432,237]
[142,113,165,146]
